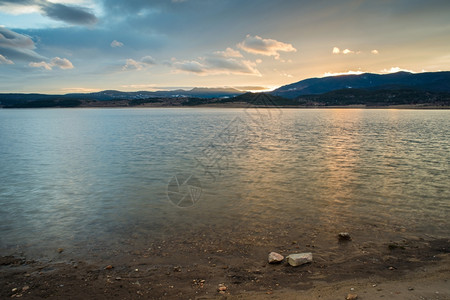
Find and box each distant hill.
[0,87,244,107]
[1,71,450,108]
[215,88,450,107]
[66,87,243,100]
[217,92,299,106]
[271,71,450,98]
[295,88,450,106]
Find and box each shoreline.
[1,104,450,110]
[2,236,449,299]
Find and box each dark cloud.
[0,27,46,61]
[101,0,191,14]
[40,2,98,25]
[0,27,34,49]
[0,0,34,5]
[0,0,98,26]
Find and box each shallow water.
[0,108,449,261]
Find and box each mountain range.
[1,71,449,108]
[271,71,450,98]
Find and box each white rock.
[268,252,284,264]
[286,253,313,266]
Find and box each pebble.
[57,248,64,253]
[268,252,284,264]
[218,283,227,292]
[12,288,18,292]
[105,265,113,270]
[338,232,352,241]
[346,293,358,300]
[22,286,29,292]
[388,266,395,270]
[286,253,313,267]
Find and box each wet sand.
[1,236,449,299]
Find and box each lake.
[0,108,449,263]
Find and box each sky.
[0,0,449,94]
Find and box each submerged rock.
[286,252,312,266]
[268,252,284,264]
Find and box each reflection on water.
[0,108,449,260]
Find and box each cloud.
[0,0,97,26]
[172,48,261,76]
[323,70,365,77]
[342,48,354,54]
[50,57,74,69]
[214,47,243,58]
[0,54,14,64]
[29,56,74,70]
[0,26,34,49]
[29,61,52,70]
[122,59,143,71]
[110,40,124,48]
[0,26,46,61]
[234,86,270,91]
[371,49,379,55]
[380,67,414,73]
[40,2,97,25]
[60,87,99,93]
[122,56,156,71]
[332,47,359,55]
[173,60,203,73]
[100,0,189,15]
[237,35,296,59]
[140,55,156,65]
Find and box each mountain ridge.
[1,71,450,108]
[271,71,450,98]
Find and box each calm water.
[0,108,449,261]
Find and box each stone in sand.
[338,232,352,241]
[286,252,312,266]
[346,293,358,300]
[218,283,227,292]
[268,252,284,264]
